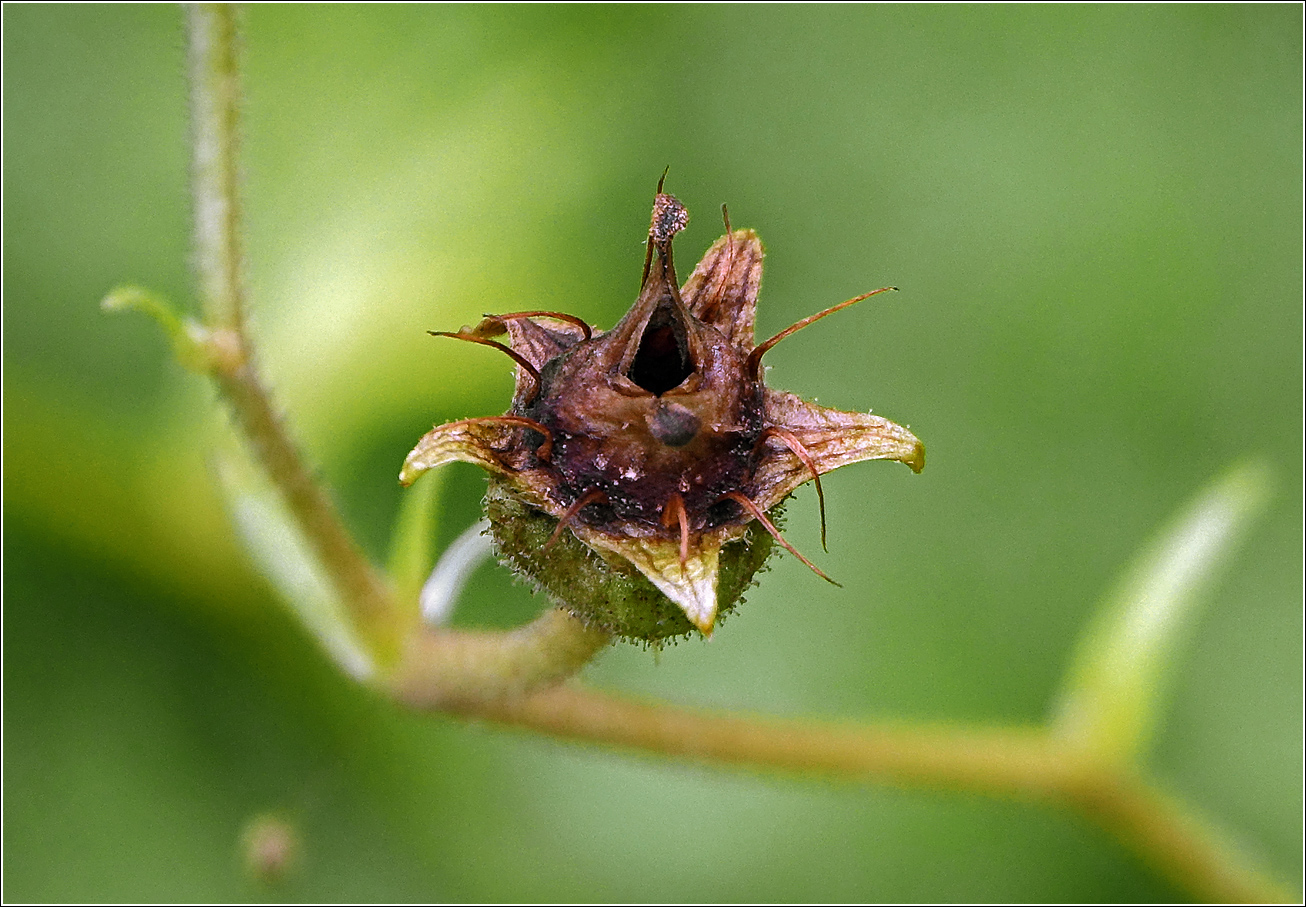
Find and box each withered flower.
[401,186,923,642]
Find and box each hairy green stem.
[1075,773,1293,904]
[214,358,406,661]
[456,684,1293,903]
[186,4,245,334]
[186,4,403,662]
[391,609,612,710]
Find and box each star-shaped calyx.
[401,186,923,641]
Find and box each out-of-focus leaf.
[385,464,446,611]
[101,285,211,373]
[1052,460,1273,762]
[214,443,375,680]
[418,518,493,627]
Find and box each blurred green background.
[4,5,1301,901]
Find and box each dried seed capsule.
[401,185,924,642]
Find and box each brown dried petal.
[679,229,763,351]
[400,418,557,510]
[471,314,589,407]
[571,522,743,635]
[497,316,589,370]
[752,389,925,511]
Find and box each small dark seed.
[648,401,701,447]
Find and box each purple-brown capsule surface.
[402,188,923,640]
